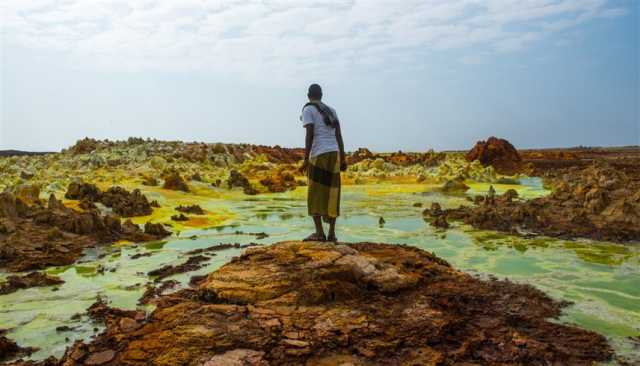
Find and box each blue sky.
[1,0,638,152]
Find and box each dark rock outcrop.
[0,272,64,295]
[466,136,522,175]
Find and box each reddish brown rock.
[162,171,190,192]
[100,187,152,217]
[0,193,169,272]
[443,161,640,242]
[227,170,257,195]
[65,182,101,202]
[0,272,64,295]
[69,137,100,155]
[170,213,188,221]
[466,136,523,175]
[175,205,204,215]
[143,222,171,238]
[84,349,115,365]
[147,255,209,281]
[65,184,153,217]
[0,330,36,363]
[259,170,298,193]
[55,241,613,366]
[347,148,375,165]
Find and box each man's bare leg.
[327,217,337,241]
[313,215,325,238]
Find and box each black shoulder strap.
[302,102,336,128]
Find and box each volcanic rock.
[162,171,190,192]
[0,272,64,295]
[259,170,297,193]
[55,241,614,366]
[347,147,375,165]
[175,204,204,215]
[0,330,36,362]
[69,137,99,155]
[0,193,168,271]
[466,136,522,175]
[444,161,640,242]
[170,214,188,221]
[100,187,152,217]
[65,182,101,202]
[227,170,257,195]
[147,255,209,281]
[144,222,171,237]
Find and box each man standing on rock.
[300,84,347,242]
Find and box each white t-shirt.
[301,103,339,158]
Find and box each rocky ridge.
[24,241,614,366]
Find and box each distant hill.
[0,150,54,157]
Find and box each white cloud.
[0,0,629,80]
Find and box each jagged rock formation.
[0,193,169,271]
[175,205,205,215]
[466,136,523,175]
[51,241,612,366]
[227,170,257,195]
[65,183,153,217]
[161,171,190,192]
[432,162,640,242]
[0,272,64,295]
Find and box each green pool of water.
[1,181,639,364]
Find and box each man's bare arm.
[301,125,314,173]
[335,122,347,171]
[305,125,314,160]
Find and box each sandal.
[303,233,326,242]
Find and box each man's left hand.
[340,161,347,172]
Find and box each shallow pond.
[1,180,639,364]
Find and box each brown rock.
[171,213,188,221]
[227,170,257,195]
[175,204,205,215]
[69,137,99,154]
[65,182,100,201]
[466,136,522,175]
[203,349,268,366]
[0,272,65,295]
[118,317,140,332]
[144,222,171,238]
[162,171,190,192]
[53,241,614,366]
[444,161,640,242]
[100,187,153,217]
[84,349,115,365]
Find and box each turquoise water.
[1,181,639,363]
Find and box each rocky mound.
[432,161,640,242]
[175,205,204,215]
[0,192,170,272]
[259,170,298,193]
[68,137,100,155]
[49,241,611,366]
[227,170,257,195]
[162,171,190,192]
[65,183,153,217]
[100,187,153,217]
[466,136,522,175]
